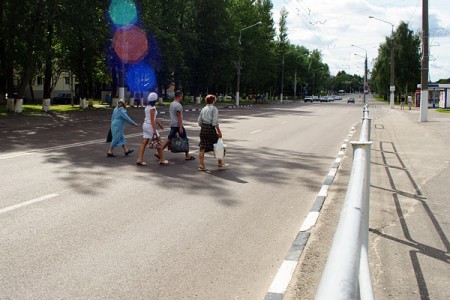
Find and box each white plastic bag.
[213,138,226,159]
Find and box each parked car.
[312,96,319,102]
[304,96,313,102]
[347,97,355,103]
[319,96,328,102]
[52,93,73,105]
[335,95,342,101]
[327,96,335,102]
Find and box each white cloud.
[272,0,450,81]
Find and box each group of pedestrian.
[106,90,225,171]
[400,95,413,110]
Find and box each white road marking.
[249,129,262,134]
[0,133,142,160]
[0,194,59,215]
[328,168,337,178]
[318,185,329,197]
[300,212,320,232]
[267,260,298,293]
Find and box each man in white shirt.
[161,90,195,160]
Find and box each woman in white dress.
[136,92,169,166]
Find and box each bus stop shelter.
[416,83,450,108]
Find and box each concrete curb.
[264,123,357,299]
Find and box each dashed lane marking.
[0,194,59,215]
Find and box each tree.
[372,21,420,99]
[278,7,289,98]
[394,21,421,96]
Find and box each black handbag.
[171,137,189,153]
[106,128,112,142]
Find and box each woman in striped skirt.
[197,94,224,171]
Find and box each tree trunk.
[17,57,33,99]
[43,22,54,99]
[28,80,35,101]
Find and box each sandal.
[198,165,209,171]
[218,163,229,168]
[185,156,195,161]
[107,153,116,157]
[125,149,134,156]
[136,161,147,166]
[159,160,169,165]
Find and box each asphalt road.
[0,97,379,299]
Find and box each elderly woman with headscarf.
[107,99,138,157]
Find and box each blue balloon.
[126,63,157,93]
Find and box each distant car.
[327,96,335,102]
[319,96,328,102]
[304,96,313,102]
[335,95,342,101]
[347,97,355,103]
[312,96,319,102]
[52,93,73,105]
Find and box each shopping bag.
[171,137,189,153]
[213,138,226,159]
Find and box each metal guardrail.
[316,104,374,300]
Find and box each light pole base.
[389,90,395,109]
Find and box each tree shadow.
[370,140,450,299]
[1,103,336,208]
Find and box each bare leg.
[107,146,114,154]
[122,145,129,153]
[137,138,149,163]
[157,147,165,163]
[199,150,205,168]
[161,139,170,151]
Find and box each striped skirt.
[199,123,218,152]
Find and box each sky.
[271,0,450,82]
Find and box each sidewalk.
[285,105,450,299]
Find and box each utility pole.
[294,69,297,100]
[420,0,429,122]
[369,16,395,108]
[236,21,261,106]
[390,32,395,109]
[281,55,284,102]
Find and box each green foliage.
[0,0,332,101]
[371,21,421,98]
[331,71,363,94]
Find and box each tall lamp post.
[369,16,395,109]
[352,44,368,104]
[236,21,261,106]
[310,67,323,97]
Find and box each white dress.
[142,106,160,139]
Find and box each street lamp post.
[369,16,395,109]
[352,44,368,104]
[310,67,323,97]
[236,21,261,106]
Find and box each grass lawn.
[0,103,109,116]
[436,109,450,114]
